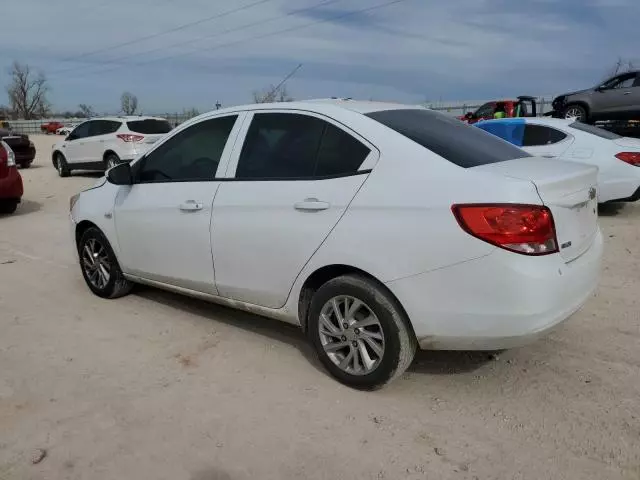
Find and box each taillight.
[117,134,144,143]
[452,204,558,255]
[0,141,15,167]
[615,152,640,166]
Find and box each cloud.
[0,0,638,112]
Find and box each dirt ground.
[1,134,639,480]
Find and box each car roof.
[207,99,427,117]
[86,115,167,122]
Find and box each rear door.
[87,120,121,164]
[211,111,376,308]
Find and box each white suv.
[52,116,172,177]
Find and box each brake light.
[0,141,15,167]
[452,204,558,255]
[116,134,144,143]
[615,152,640,166]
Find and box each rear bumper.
[0,168,23,200]
[14,147,36,164]
[386,230,603,351]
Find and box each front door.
[114,113,243,294]
[593,73,638,118]
[211,111,376,308]
[63,121,92,164]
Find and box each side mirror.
[595,85,606,92]
[107,162,132,185]
[465,112,474,119]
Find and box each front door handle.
[624,91,632,95]
[179,200,203,212]
[294,198,330,211]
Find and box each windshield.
[366,109,531,168]
[569,121,621,139]
[127,119,172,134]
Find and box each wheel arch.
[75,220,100,247]
[51,150,63,167]
[297,264,414,338]
[563,101,590,117]
[103,150,119,161]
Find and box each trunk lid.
[613,137,640,150]
[474,157,599,262]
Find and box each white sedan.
[475,117,640,203]
[69,100,603,389]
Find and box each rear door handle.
[624,91,632,95]
[294,198,330,211]
[179,200,203,212]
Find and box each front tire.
[308,274,417,390]
[55,153,70,177]
[78,227,133,299]
[563,104,588,122]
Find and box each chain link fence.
[4,98,557,135]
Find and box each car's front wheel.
[78,227,133,299]
[563,104,588,122]
[54,153,70,177]
[308,274,417,390]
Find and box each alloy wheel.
[564,107,584,120]
[82,238,111,289]
[318,295,385,375]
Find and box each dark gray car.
[552,71,640,123]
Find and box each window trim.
[131,113,245,185]
[222,109,379,181]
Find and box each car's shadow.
[0,199,42,218]
[134,287,492,378]
[71,171,104,178]
[598,203,625,217]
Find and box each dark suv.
[552,71,640,123]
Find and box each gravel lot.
[1,134,639,480]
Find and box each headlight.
[69,193,80,212]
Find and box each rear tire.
[104,153,120,171]
[78,227,133,299]
[55,153,70,177]
[19,162,31,169]
[307,274,417,390]
[0,200,18,214]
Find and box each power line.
[50,0,343,78]
[50,0,275,73]
[53,0,415,82]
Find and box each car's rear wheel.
[104,153,120,171]
[0,200,18,214]
[55,153,70,177]
[78,227,133,299]
[563,104,588,122]
[19,162,31,169]
[307,274,417,390]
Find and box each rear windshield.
[569,121,621,139]
[366,109,531,168]
[127,119,172,134]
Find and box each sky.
[1,0,639,113]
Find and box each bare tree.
[605,57,636,78]
[6,61,50,119]
[252,84,293,103]
[78,103,95,118]
[120,92,139,115]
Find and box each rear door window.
[522,125,568,146]
[127,119,172,134]
[367,109,531,168]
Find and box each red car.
[458,96,538,124]
[40,121,64,134]
[0,141,23,214]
